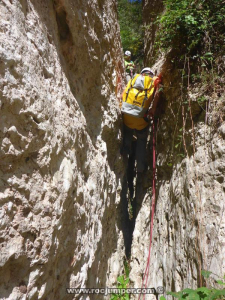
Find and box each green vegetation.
[151,0,225,164]
[110,275,130,300]
[155,0,225,57]
[110,260,130,300]
[160,270,225,300]
[117,0,144,63]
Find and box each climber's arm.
[148,75,163,117]
[148,85,162,116]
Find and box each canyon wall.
[129,0,225,298]
[0,0,125,299]
[1,1,224,299]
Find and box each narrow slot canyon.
[0,0,224,299]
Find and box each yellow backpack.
[122,74,155,118]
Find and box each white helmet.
[125,50,131,56]
[141,67,154,75]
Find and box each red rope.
[138,121,156,300]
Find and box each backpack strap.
[125,76,137,102]
[142,79,154,107]
[125,81,133,102]
[135,90,142,99]
[142,89,148,107]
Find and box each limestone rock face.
[130,120,225,293]
[0,0,125,299]
[143,0,164,65]
[129,0,225,296]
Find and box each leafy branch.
[160,270,225,300]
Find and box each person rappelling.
[120,67,162,195]
[124,50,136,83]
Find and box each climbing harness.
[138,120,156,300]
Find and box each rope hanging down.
[138,120,156,300]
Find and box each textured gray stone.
[129,1,225,298]
[0,0,125,299]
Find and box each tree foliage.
[117,0,144,61]
[155,0,225,56]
